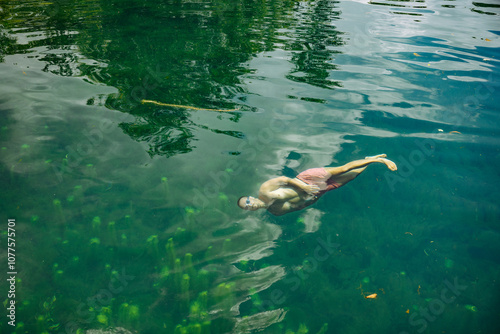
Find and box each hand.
[303,184,320,195]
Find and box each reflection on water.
[1,0,499,333]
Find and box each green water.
[1,0,499,333]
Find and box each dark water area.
[0,0,499,333]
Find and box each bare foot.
[365,154,387,159]
[378,158,397,171]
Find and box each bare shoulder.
[258,176,291,203]
[260,176,289,191]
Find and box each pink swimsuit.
[296,168,340,195]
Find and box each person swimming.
[237,154,397,216]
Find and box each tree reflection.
[286,0,343,89]
[0,0,344,157]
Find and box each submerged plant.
[92,216,101,233]
[124,215,132,226]
[154,265,170,287]
[194,269,209,292]
[184,253,196,278]
[465,304,477,312]
[213,282,235,310]
[181,274,191,309]
[86,163,97,178]
[118,303,140,327]
[222,238,231,253]
[53,199,65,223]
[316,323,328,334]
[118,303,129,323]
[186,291,210,326]
[184,206,197,216]
[181,274,190,293]
[14,321,25,334]
[174,324,186,334]
[174,258,182,290]
[96,314,108,326]
[174,227,190,243]
[61,157,69,175]
[239,260,249,271]
[204,246,214,262]
[173,319,210,334]
[166,238,176,267]
[190,323,202,334]
[107,221,117,245]
[89,237,100,245]
[120,233,128,246]
[146,235,159,258]
[73,185,83,202]
[36,315,46,333]
[250,290,262,309]
[128,305,140,325]
[184,206,199,228]
[97,306,111,327]
[297,323,308,334]
[218,192,229,209]
[54,269,64,284]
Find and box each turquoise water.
[1,0,499,333]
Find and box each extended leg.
[324,166,367,187]
[324,154,397,187]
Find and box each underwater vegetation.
[3,152,489,334]
[13,188,332,334]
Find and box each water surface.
[1,0,499,333]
